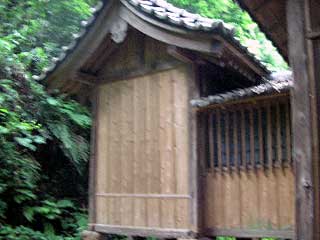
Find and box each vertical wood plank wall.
[205,168,295,231]
[95,66,191,229]
[204,99,295,234]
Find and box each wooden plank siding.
[95,66,191,230]
[203,98,295,234]
[204,161,295,233]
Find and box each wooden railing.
[205,98,292,172]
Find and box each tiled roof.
[190,71,292,108]
[125,0,268,72]
[35,0,269,82]
[127,0,235,32]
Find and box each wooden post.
[88,87,99,227]
[287,0,320,239]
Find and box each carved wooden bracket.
[110,18,128,43]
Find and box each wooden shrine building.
[39,0,301,239]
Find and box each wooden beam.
[287,0,320,239]
[205,228,294,239]
[95,193,191,199]
[98,61,181,84]
[88,87,99,227]
[74,71,98,85]
[92,224,196,238]
[307,30,320,40]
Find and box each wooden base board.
[91,224,196,238]
[205,228,294,239]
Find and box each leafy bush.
[0,0,96,239]
[168,0,288,71]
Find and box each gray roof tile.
[191,71,292,108]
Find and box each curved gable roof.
[37,0,270,89]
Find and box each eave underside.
[235,0,288,61]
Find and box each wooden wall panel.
[204,168,295,231]
[95,66,191,230]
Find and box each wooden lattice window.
[205,99,292,171]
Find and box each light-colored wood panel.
[96,86,110,224]
[133,76,147,227]
[96,67,191,229]
[159,70,175,228]
[109,82,122,225]
[147,199,161,227]
[96,196,109,224]
[224,173,241,228]
[173,68,189,195]
[268,170,279,228]
[205,168,294,231]
[175,199,189,228]
[278,168,293,229]
[161,199,176,228]
[205,172,215,227]
[258,170,270,229]
[240,171,259,228]
[173,68,190,229]
[213,173,224,228]
[120,80,135,226]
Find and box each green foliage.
[0,0,287,239]
[168,0,288,71]
[0,0,96,239]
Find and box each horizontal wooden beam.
[307,30,320,40]
[205,228,295,239]
[73,71,98,85]
[96,193,191,199]
[193,92,289,112]
[91,224,196,238]
[98,61,181,84]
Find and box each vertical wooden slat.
[267,104,273,169]
[258,108,264,169]
[278,167,294,229]
[249,108,255,168]
[145,75,153,227]
[285,101,292,165]
[113,82,122,225]
[89,86,98,226]
[147,73,161,228]
[107,83,115,225]
[95,86,109,224]
[233,111,239,172]
[258,168,270,229]
[133,77,147,227]
[241,109,246,170]
[209,112,215,171]
[205,174,215,227]
[225,111,231,170]
[240,170,259,228]
[224,172,241,228]
[159,71,175,228]
[123,80,135,226]
[217,109,222,171]
[174,68,189,228]
[213,172,224,228]
[276,103,283,167]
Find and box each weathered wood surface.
[202,98,295,237]
[204,168,295,232]
[95,67,191,229]
[287,0,320,239]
